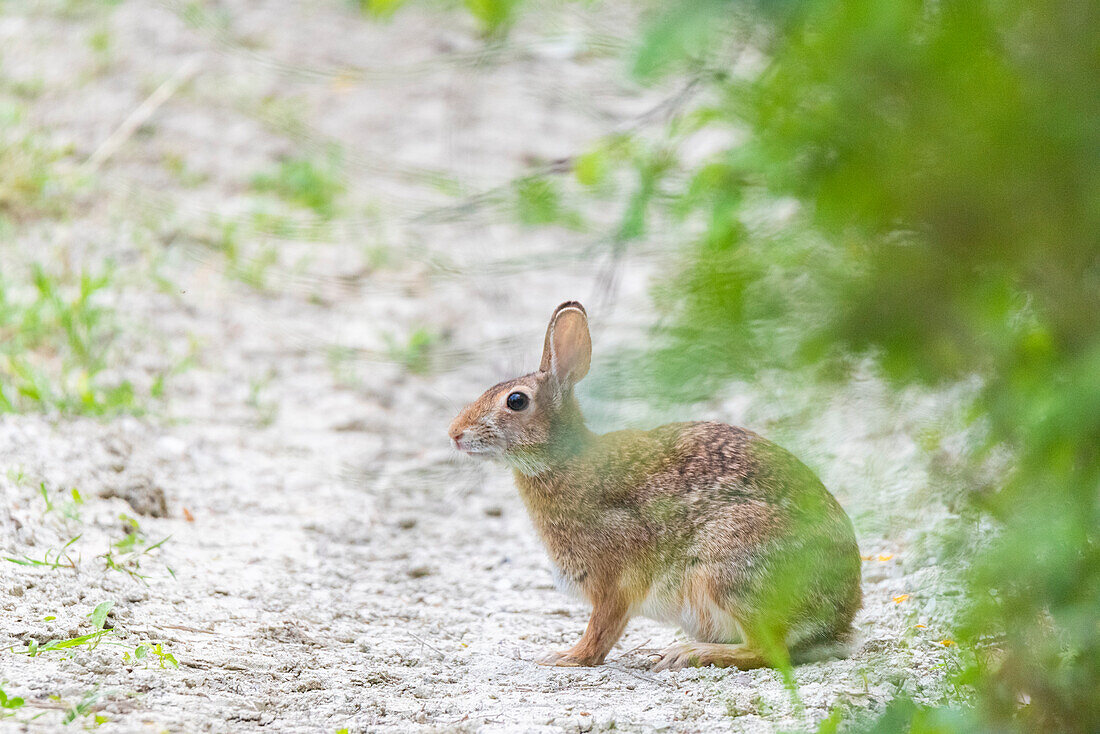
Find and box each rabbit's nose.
[449,427,466,450]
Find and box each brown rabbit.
[448,301,861,671]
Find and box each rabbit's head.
[448,301,592,473]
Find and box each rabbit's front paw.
[535,649,600,667]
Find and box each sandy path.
[0,1,961,731]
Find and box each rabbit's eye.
[506,392,529,411]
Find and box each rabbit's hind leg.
[652,641,769,671]
[652,615,788,671]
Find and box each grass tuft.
[0,263,142,415]
[0,105,75,225]
[251,151,345,220]
[101,513,173,583]
[385,326,441,375]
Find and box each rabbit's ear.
[539,301,591,386]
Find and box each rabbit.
[448,301,862,671]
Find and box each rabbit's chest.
[535,518,617,600]
[537,524,603,588]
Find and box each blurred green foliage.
[461,0,525,36]
[357,0,409,19]
[615,0,1098,731]
[357,0,524,35]
[514,175,584,229]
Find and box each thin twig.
[83,55,203,174]
[409,633,446,658]
[21,700,107,713]
[409,77,702,226]
[160,624,217,635]
[616,638,652,658]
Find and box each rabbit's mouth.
[451,435,504,457]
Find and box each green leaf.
[463,0,523,36]
[41,630,111,650]
[87,601,114,631]
[358,0,408,19]
[632,0,730,81]
[151,643,179,669]
[574,150,608,187]
[0,690,24,711]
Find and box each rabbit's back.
[574,421,851,527]
[682,423,852,534]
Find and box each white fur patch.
[636,584,681,627]
[678,595,744,644]
[635,574,744,644]
[549,564,586,601]
[501,452,550,476]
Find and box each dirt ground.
[1,1,964,731]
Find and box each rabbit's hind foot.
[651,642,769,672]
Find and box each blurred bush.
[623,0,1098,731]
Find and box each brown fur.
[448,302,862,671]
